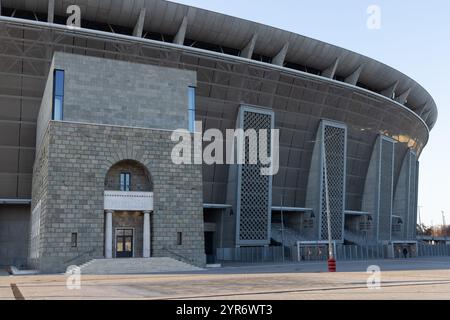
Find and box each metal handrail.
[161,247,198,266]
[63,249,96,265]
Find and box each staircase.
[271,223,309,246]
[77,257,203,275]
[344,230,376,245]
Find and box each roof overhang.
[0,198,31,205]
[0,0,438,129]
[203,203,232,209]
[272,207,313,212]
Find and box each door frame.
[114,227,135,258]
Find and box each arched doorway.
[105,160,153,192]
[103,160,153,259]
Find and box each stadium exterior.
[0,0,438,272]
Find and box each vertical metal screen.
[320,122,346,241]
[236,106,274,246]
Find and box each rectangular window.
[120,172,131,191]
[52,69,65,120]
[177,232,183,246]
[71,233,77,247]
[188,86,196,132]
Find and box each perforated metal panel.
[319,122,346,242]
[378,138,395,241]
[236,106,274,246]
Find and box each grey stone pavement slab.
[0,257,449,300]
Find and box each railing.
[217,246,287,263]
[216,243,450,264]
[63,249,97,266]
[344,230,376,246]
[296,245,328,261]
[161,247,199,266]
[418,243,450,257]
[271,223,308,246]
[335,244,386,260]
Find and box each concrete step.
[9,266,39,275]
[78,257,203,275]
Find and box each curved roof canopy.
[0,0,438,129]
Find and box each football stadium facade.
[0,0,438,272]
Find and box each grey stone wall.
[36,52,195,135]
[29,122,51,268]
[105,160,153,192]
[32,121,205,272]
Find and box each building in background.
[0,0,437,272]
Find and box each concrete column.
[272,42,289,66]
[380,80,399,99]
[173,16,188,45]
[322,57,340,79]
[47,0,55,23]
[395,88,411,105]
[143,211,151,258]
[241,33,258,59]
[105,210,113,259]
[418,102,429,116]
[133,8,146,38]
[344,65,364,86]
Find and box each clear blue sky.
[173,0,450,226]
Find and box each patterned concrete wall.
[305,120,347,242]
[31,121,205,272]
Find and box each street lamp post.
[442,211,447,244]
[281,195,285,263]
[418,206,423,227]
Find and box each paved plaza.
[1,257,450,300]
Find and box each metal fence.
[216,243,450,264]
[417,243,450,257]
[335,244,387,260]
[217,246,290,263]
[294,244,389,261]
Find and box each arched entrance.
[103,160,153,259]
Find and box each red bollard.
[328,258,336,272]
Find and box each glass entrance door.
[116,229,133,258]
